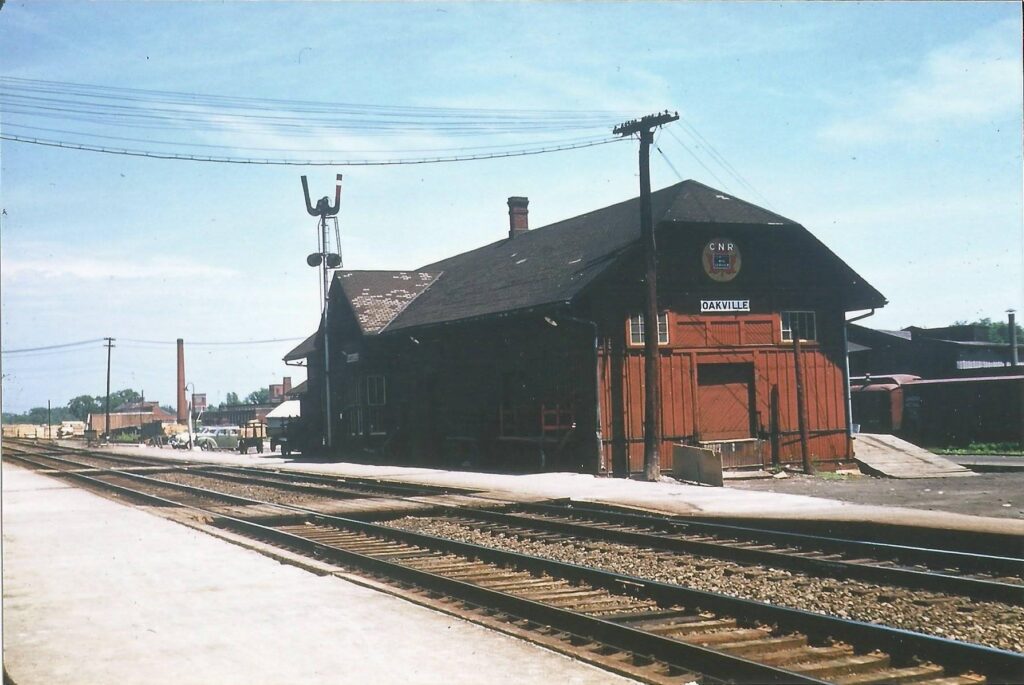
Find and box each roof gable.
[661,180,797,225]
[334,270,441,335]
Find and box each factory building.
[285,180,886,474]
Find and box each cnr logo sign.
[702,237,741,282]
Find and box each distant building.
[849,322,1023,447]
[848,324,1020,378]
[87,401,176,435]
[197,377,294,426]
[268,377,293,404]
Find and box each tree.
[2,406,72,425]
[67,394,101,421]
[222,391,240,408]
[109,388,142,409]
[951,317,1023,344]
[245,388,270,405]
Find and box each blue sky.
[2,2,1021,413]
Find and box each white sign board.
[700,299,750,312]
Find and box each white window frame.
[781,311,817,342]
[628,312,669,346]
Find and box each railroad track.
[402,504,1024,605]
[4,441,1021,684]
[3,439,480,499]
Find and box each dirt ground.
[727,470,1024,520]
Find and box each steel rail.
[519,501,1024,579]
[299,510,1024,683]
[7,444,1022,682]
[198,464,480,496]
[435,506,1024,605]
[3,448,281,508]
[4,446,818,683]
[6,439,478,497]
[218,516,824,684]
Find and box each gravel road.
[727,471,1024,519]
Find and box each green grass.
[932,442,1024,456]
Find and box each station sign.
[702,238,742,282]
[700,299,750,312]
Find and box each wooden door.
[698,363,755,440]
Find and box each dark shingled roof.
[287,179,884,346]
[385,180,813,332]
[335,270,441,335]
[286,379,308,397]
[283,331,319,362]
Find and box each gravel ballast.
[384,516,1024,653]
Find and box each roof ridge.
[417,181,695,271]
[667,179,797,225]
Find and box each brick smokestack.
[507,196,529,239]
[283,376,292,393]
[176,338,187,424]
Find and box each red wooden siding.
[599,310,851,474]
[698,363,754,440]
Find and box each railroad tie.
[832,663,947,685]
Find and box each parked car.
[194,426,241,451]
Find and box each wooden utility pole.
[104,337,115,441]
[614,111,679,481]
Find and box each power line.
[671,119,775,209]
[120,337,307,346]
[1,338,106,354]
[0,132,625,166]
[1,76,637,164]
[654,144,685,183]
[664,126,734,192]
[1,336,309,356]
[5,123,613,155]
[0,78,628,135]
[1,76,632,120]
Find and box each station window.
[365,375,387,435]
[365,375,386,407]
[781,311,817,342]
[347,406,364,436]
[629,312,669,346]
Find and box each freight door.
[697,363,755,440]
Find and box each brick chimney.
[283,376,292,393]
[507,196,529,239]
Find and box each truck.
[238,420,267,454]
[266,400,301,456]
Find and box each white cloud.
[819,19,1023,145]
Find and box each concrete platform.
[1,464,630,685]
[98,442,1024,536]
[853,433,976,479]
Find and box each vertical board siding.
[601,344,851,473]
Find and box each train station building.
[284,180,886,474]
